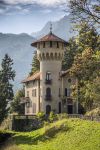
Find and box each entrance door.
[67,105,73,114]
[46,105,51,114]
[58,102,61,113]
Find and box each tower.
[31,26,68,114]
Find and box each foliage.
[0,54,15,124]
[11,88,25,115]
[70,48,100,111]
[69,0,100,25]
[68,23,100,111]
[2,119,100,150]
[85,108,100,116]
[37,112,45,121]
[30,50,40,75]
[0,130,13,145]
[48,111,57,123]
[62,37,77,70]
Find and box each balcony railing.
[45,95,52,101]
[45,79,52,84]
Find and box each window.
[65,88,71,97]
[46,105,51,114]
[43,42,45,48]
[27,91,29,97]
[57,42,59,48]
[33,103,36,113]
[62,43,64,49]
[35,89,36,97]
[50,41,52,47]
[67,89,71,97]
[46,88,51,96]
[59,88,61,97]
[38,43,40,49]
[32,89,37,97]
[68,78,71,83]
[46,72,51,80]
[65,88,67,96]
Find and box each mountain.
[0,15,77,92]
[0,33,35,91]
[31,15,77,41]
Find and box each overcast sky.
[0,0,69,34]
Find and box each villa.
[22,28,78,115]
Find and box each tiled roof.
[31,32,68,47]
[22,71,40,83]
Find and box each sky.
[0,0,69,34]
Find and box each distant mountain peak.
[31,14,77,41]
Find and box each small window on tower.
[38,43,40,49]
[43,42,45,48]
[50,41,52,47]
[46,72,51,80]
[57,42,59,48]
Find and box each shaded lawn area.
[11,119,100,150]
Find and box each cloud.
[4,0,67,6]
[0,0,69,16]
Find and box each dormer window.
[57,42,59,48]
[50,41,52,48]
[43,42,45,48]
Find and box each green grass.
[1,119,100,150]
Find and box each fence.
[67,114,100,121]
[8,114,100,131]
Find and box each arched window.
[46,105,51,114]
[46,87,51,96]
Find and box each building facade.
[22,30,78,115]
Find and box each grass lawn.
[1,118,100,150]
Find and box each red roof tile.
[22,71,40,83]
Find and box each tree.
[70,48,100,111]
[69,0,100,25]
[62,23,99,70]
[77,23,99,52]
[0,54,15,124]
[30,50,40,75]
[62,37,78,70]
[11,88,25,115]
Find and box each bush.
[0,117,12,130]
[56,113,68,120]
[37,112,45,121]
[0,130,12,144]
[49,111,57,123]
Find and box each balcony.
[45,79,52,84]
[45,95,52,101]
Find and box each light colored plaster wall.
[40,60,62,113]
[38,41,64,113]
[25,80,39,115]
[61,75,77,113]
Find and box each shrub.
[56,113,68,120]
[48,111,57,123]
[37,112,45,121]
[0,130,12,145]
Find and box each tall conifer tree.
[30,50,40,75]
[0,54,15,124]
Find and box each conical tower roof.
[31,32,68,47]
